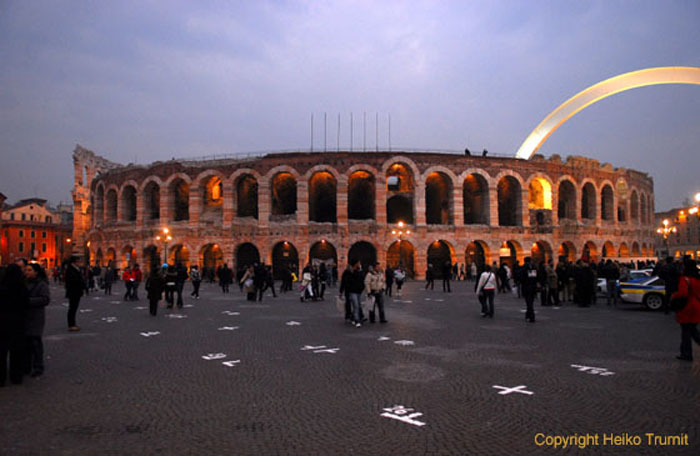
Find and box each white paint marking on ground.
[424,298,432,301]
[434,299,444,302]
[377,336,391,341]
[166,314,187,319]
[133,306,147,310]
[571,364,615,376]
[286,321,301,326]
[140,331,160,337]
[222,311,240,316]
[301,345,327,351]
[110,301,121,304]
[79,309,93,313]
[381,406,426,427]
[394,340,415,346]
[101,317,118,323]
[222,360,241,367]
[492,385,534,395]
[402,300,413,303]
[202,353,227,360]
[218,326,240,331]
[313,347,339,354]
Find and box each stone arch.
[424,170,454,225]
[272,241,299,279]
[465,240,490,269]
[582,241,598,262]
[200,243,224,271]
[142,245,160,273]
[309,240,338,265]
[462,172,489,225]
[426,240,454,278]
[499,240,522,267]
[530,240,553,265]
[496,174,523,226]
[557,178,577,220]
[235,173,259,219]
[385,160,416,224]
[619,242,630,258]
[235,242,260,271]
[386,240,416,279]
[348,241,377,271]
[120,183,138,222]
[105,187,118,222]
[380,156,421,181]
[558,241,577,262]
[265,167,299,218]
[142,179,161,221]
[94,184,105,225]
[169,244,191,267]
[106,247,117,264]
[631,241,641,256]
[527,175,553,210]
[581,181,597,220]
[630,189,639,222]
[600,182,615,222]
[347,169,376,220]
[166,174,191,222]
[196,170,225,223]
[309,170,337,223]
[121,245,137,269]
[602,241,615,258]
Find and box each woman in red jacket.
[671,259,700,361]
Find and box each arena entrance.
[272,241,299,280]
[386,240,415,278]
[426,240,452,278]
[348,241,377,271]
[236,243,260,271]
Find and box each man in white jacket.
[476,264,498,318]
[364,263,388,323]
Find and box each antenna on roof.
[310,113,314,152]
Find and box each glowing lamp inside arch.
[515,66,700,160]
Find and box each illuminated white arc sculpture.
[515,66,700,160]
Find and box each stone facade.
[72,145,656,278]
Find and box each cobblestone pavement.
[1,280,699,455]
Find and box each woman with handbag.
[476,264,497,318]
[670,258,700,361]
[240,266,256,302]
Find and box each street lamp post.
[391,221,411,269]
[155,227,172,266]
[656,219,677,258]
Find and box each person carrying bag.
[476,264,497,318]
[670,258,700,361]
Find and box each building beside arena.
[71,144,656,278]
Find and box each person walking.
[476,264,497,318]
[345,259,365,327]
[394,267,406,297]
[364,263,387,323]
[24,263,50,378]
[164,264,177,308]
[189,265,202,299]
[103,262,115,295]
[64,256,84,331]
[546,261,559,306]
[131,264,143,301]
[339,265,354,323]
[145,268,165,316]
[659,257,681,315]
[425,264,435,290]
[122,266,133,301]
[240,265,256,301]
[219,263,232,293]
[602,260,620,306]
[671,258,700,362]
[384,265,394,297]
[0,264,29,386]
[442,260,452,293]
[520,257,538,323]
[265,265,277,298]
[175,263,187,308]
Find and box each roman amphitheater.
[72,145,655,278]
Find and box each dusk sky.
[0,1,698,210]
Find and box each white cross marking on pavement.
[424,298,432,301]
[79,309,93,313]
[286,321,302,326]
[571,364,615,376]
[492,385,534,395]
[313,348,339,354]
[140,331,160,337]
[202,353,227,360]
[381,406,427,427]
[101,317,118,323]
[166,314,187,319]
[222,360,241,367]
[222,311,240,316]
[301,345,327,351]
[394,340,415,346]
[218,326,239,331]
[377,336,391,341]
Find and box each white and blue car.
[618,276,666,310]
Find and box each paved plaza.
[1,279,699,455]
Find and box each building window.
[10,213,14,220]
[19,230,24,238]
[31,231,35,238]
[21,213,26,221]
[42,231,47,238]
[18,242,24,252]
[30,242,35,254]
[30,214,35,221]
[42,243,47,252]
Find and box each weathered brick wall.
[75,150,656,277]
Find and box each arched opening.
[640,194,648,226]
[201,175,223,222]
[632,242,641,256]
[348,171,375,220]
[558,180,576,220]
[463,173,489,225]
[121,245,136,269]
[619,243,629,258]
[581,183,596,220]
[387,240,415,279]
[582,241,598,262]
[272,241,299,280]
[121,186,137,222]
[142,245,160,273]
[106,247,116,265]
[386,163,414,224]
[271,172,297,217]
[309,240,338,267]
[617,203,627,223]
[106,189,118,222]
[630,191,639,221]
[201,244,224,271]
[170,178,189,222]
[641,242,648,257]
[530,241,553,265]
[348,241,377,271]
[235,243,260,272]
[465,241,488,269]
[425,172,453,225]
[236,175,258,219]
[95,186,104,225]
[426,240,453,278]
[95,248,104,267]
[558,241,576,262]
[602,241,615,258]
[169,244,190,267]
[499,241,521,268]
[497,176,522,226]
[309,171,337,222]
[601,185,614,221]
[528,177,552,210]
[143,182,160,221]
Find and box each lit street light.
[155,227,172,266]
[656,219,677,257]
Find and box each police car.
[618,276,666,310]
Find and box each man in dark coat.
[519,257,538,322]
[0,264,29,385]
[64,256,85,331]
[442,261,452,293]
[24,263,50,377]
[145,269,165,316]
[658,257,680,315]
[175,263,188,308]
